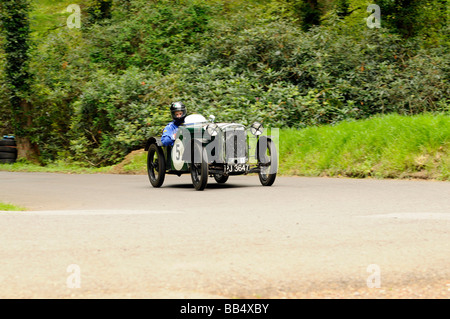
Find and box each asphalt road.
[0,171,449,298]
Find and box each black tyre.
[257,137,277,186]
[0,139,16,147]
[0,146,17,153]
[213,173,229,184]
[0,158,15,164]
[0,152,16,159]
[0,138,17,164]
[191,142,208,191]
[147,143,166,187]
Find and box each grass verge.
[0,202,27,211]
[0,160,113,174]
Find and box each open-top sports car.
[144,114,278,190]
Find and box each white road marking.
[0,209,184,216]
[361,212,450,220]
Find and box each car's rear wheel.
[147,143,166,187]
[213,173,229,184]
[191,143,208,191]
[257,137,277,186]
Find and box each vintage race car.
[144,114,277,190]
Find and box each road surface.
[0,171,449,298]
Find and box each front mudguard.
[144,137,163,151]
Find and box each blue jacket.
[161,121,180,146]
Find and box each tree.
[336,0,350,17]
[85,0,113,26]
[377,0,429,38]
[0,0,39,162]
[287,0,322,31]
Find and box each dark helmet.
[170,101,187,121]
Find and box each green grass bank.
[279,113,450,180]
[1,114,449,180]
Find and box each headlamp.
[250,122,263,136]
[205,123,219,137]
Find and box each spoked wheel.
[191,142,208,191]
[257,137,277,186]
[147,143,166,187]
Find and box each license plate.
[226,164,248,173]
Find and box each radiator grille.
[224,129,247,164]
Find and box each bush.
[25,27,92,162]
[68,67,172,165]
[166,17,449,129]
[86,0,214,73]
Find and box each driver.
[161,101,187,146]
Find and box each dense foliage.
[0,0,449,165]
[0,1,32,137]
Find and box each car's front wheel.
[190,142,208,191]
[147,143,166,187]
[257,137,277,186]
